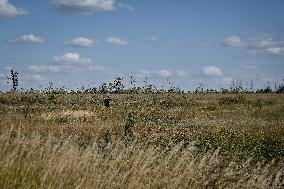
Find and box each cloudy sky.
[0,0,284,91]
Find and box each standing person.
[124,113,134,142]
[104,94,112,108]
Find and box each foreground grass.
[0,93,283,188]
[0,128,283,189]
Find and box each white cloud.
[244,65,258,70]
[51,0,116,14]
[53,52,92,65]
[27,53,108,82]
[8,34,43,44]
[49,52,107,73]
[28,65,46,73]
[66,37,95,47]
[157,69,172,78]
[134,69,188,79]
[266,47,284,56]
[176,70,187,77]
[118,3,134,11]
[223,32,284,56]
[222,77,233,84]
[134,70,151,79]
[135,69,172,79]
[135,73,146,79]
[203,66,223,77]
[0,0,27,17]
[29,74,48,82]
[223,36,245,47]
[250,47,284,56]
[28,65,62,73]
[106,36,128,45]
[246,32,284,49]
[147,36,159,43]
[87,65,107,72]
[23,74,48,82]
[193,42,210,48]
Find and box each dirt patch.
[42,110,94,120]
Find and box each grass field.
[0,92,283,188]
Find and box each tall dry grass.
[0,93,283,188]
[0,127,283,189]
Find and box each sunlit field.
[0,92,283,188]
[1,0,284,188]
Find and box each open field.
[0,92,284,188]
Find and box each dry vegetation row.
[0,93,283,188]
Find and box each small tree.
[110,77,124,94]
[99,82,108,94]
[6,69,19,92]
[276,77,284,93]
[129,75,137,93]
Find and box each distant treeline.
[2,70,284,94]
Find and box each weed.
[219,94,247,105]
[124,113,135,142]
[6,69,19,92]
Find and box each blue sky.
[0,0,284,91]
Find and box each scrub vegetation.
[0,71,284,188]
